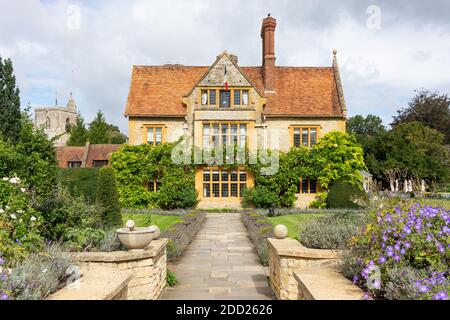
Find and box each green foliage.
[34,185,103,241]
[0,177,45,264]
[88,111,110,144]
[241,211,274,266]
[1,244,72,300]
[63,227,106,251]
[166,269,179,287]
[298,212,367,249]
[348,114,386,137]
[242,187,279,208]
[309,192,328,209]
[111,143,198,209]
[327,181,369,209]
[0,56,21,143]
[57,168,100,202]
[67,113,89,146]
[392,90,450,144]
[96,167,122,228]
[107,124,127,144]
[0,110,58,197]
[311,131,366,190]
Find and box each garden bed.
[240,210,274,266]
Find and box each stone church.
[34,94,77,146]
[124,15,348,208]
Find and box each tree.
[377,122,449,183]
[88,111,109,144]
[392,90,450,144]
[96,167,122,227]
[67,113,89,146]
[348,114,385,136]
[0,57,21,143]
[311,131,366,190]
[107,124,127,144]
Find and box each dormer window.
[199,88,250,107]
[201,89,217,106]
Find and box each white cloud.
[0,0,449,133]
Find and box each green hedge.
[57,168,100,202]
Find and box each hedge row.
[240,210,274,266]
[160,211,207,261]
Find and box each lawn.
[122,213,183,231]
[267,214,323,239]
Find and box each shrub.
[63,227,106,252]
[242,187,279,208]
[327,181,369,209]
[33,185,103,241]
[96,167,122,228]
[0,177,45,264]
[166,269,179,287]
[161,211,206,260]
[241,211,274,266]
[309,192,328,209]
[0,243,71,300]
[57,168,100,202]
[348,203,450,300]
[299,212,367,250]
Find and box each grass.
[267,214,323,239]
[121,213,182,231]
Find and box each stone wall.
[267,238,341,300]
[69,239,168,300]
[48,270,131,300]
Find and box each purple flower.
[394,255,401,262]
[418,285,430,293]
[394,243,401,251]
[442,226,450,234]
[403,226,412,234]
[378,255,387,264]
[0,257,5,265]
[433,291,448,301]
[363,292,372,300]
[426,234,433,242]
[400,248,406,255]
[0,293,8,300]
[436,242,445,253]
[386,246,395,257]
[352,275,359,284]
[404,241,411,249]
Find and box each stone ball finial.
[126,220,136,231]
[333,49,338,56]
[274,224,288,239]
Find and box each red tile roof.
[124,65,345,117]
[56,144,122,168]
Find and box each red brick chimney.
[261,14,277,92]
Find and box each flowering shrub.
[0,177,44,264]
[347,203,449,300]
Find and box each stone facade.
[69,239,168,300]
[267,238,341,300]
[34,94,77,146]
[124,16,348,209]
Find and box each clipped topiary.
[96,167,122,228]
[326,180,369,209]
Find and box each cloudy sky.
[1,0,449,134]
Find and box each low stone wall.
[69,239,168,300]
[48,271,131,300]
[268,238,343,300]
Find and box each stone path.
[160,213,274,300]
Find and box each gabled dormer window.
[199,89,250,108]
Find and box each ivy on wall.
[111,131,366,209]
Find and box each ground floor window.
[203,168,247,198]
[297,177,318,194]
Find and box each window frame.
[202,122,248,149]
[92,160,108,168]
[147,176,161,193]
[67,161,82,168]
[144,125,166,146]
[202,167,248,199]
[198,88,251,108]
[290,126,320,149]
[297,177,319,194]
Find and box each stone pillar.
[267,238,340,300]
[69,239,168,300]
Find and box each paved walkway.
[160,213,274,300]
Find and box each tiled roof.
[56,146,85,168]
[125,65,344,117]
[55,144,122,168]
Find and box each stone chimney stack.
[261,14,277,92]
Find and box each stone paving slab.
[160,213,274,300]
